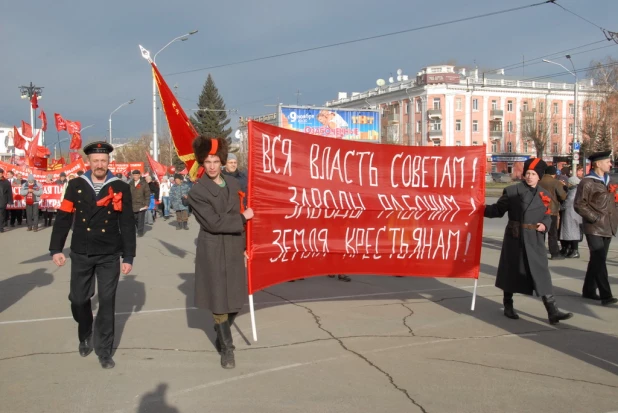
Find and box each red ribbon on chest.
[97,187,123,211]
[539,192,552,215]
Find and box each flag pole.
[249,294,257,342]
[247,120,257,342]
[470,278,478,311]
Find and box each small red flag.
[31,93,39,110]
[39,111,48,132]
[146,151,167,180]
[27,131,40,166]
[70,132,82,150]
[69,151,82,163]
[54,113,67,131]
[13,126,27,150]
[65,120,81,135]
[21,121,33,139]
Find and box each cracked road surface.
[1,215,618,413]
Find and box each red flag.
[70,132,82,150]
[150,62,200,178]
[65,120,81,135]
[70,151,82,163]
[146,151,167,180]
[54,113,67,131]
[27,131,40,166]
[38,111,48,132]
[21,121,33,139]
[13,126,27,150]
[31,93,39,110]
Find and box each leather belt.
[521,224,538,230]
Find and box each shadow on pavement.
[178,273,217,351]
[0,268,53,313]
[113,275,146,354]
[137,383,179,413]
[158,239,188,259]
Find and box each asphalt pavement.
[1,203,617,413]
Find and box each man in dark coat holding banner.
[484,158,573,325]
[187,136,254,369]
[0,168,13,233]
[50,141,136,369]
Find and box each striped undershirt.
[93,182,104,196]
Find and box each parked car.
[491,172,513,183]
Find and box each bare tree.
[581,56,618,156]
[520,97,557,158]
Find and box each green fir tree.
[191,74,232,143]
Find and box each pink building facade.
[326,65,593,177]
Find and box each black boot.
[176,222,182,230]
[565,249,580,259]
[78,333,93,357]
[216,320,235,369]
[559,245,568,256]
[183,221,189,230]
[214,324,222,353]
[503,293,519,319]
[542,295,573,325]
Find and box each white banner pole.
[470,279,478,311]
[249,294,257,342]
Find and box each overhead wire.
[166,0,554,76]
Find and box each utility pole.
[295,89,301,105]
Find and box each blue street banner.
[279,106,380,141]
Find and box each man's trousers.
[69,252,121,358]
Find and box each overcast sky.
[1,0,616,150]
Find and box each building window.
[553,102,559,114]
[539,122,544,133]
[507,121,513,132]
[416,99,422,113]
[456,98,462,111]
[433,98,441,110]
[431,120,441,131]
[472,120,478,132]
[416,120,421,133]
[569,103,574,115]
[507,100,513,112]
[569,123,574,134]
[472,99,479,111]
[507,142,513,153]
[404,102,408,115]
[455,141,462,146]
[586,105,592,115]
[523,141,528,153]
[553,142,558,153]
[491,100,497,110]
[539,102,544,113]
[472,141,479,146]
[393,105,399,115]
[553,122,558,134]
[523,101,529,111]
[455,120,462,131]
[405,123,409,134]
[491,142,497,153]
[433,140,441,146]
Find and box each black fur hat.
[192,136,228,165]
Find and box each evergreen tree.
[191,74,232,143]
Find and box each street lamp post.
[109,99,135,159]
[18,82,44,144]
[542,57,579,174]
[152,30,198,161]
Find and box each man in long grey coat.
[187,136,254,369]
[484,158,573,325]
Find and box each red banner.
[146,151,167,180]
[0,159,87,182]
[7,184,64,210]
[39,111,48,132]
[108,162,144,176]
[246,122,486,294]
[70,132,82,150]
[13,126,26,150]
[65,120,81,135]
[54,113,67,132]
[21,121,33,139]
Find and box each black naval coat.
[49,171,136,263]
[484,182,554,296]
